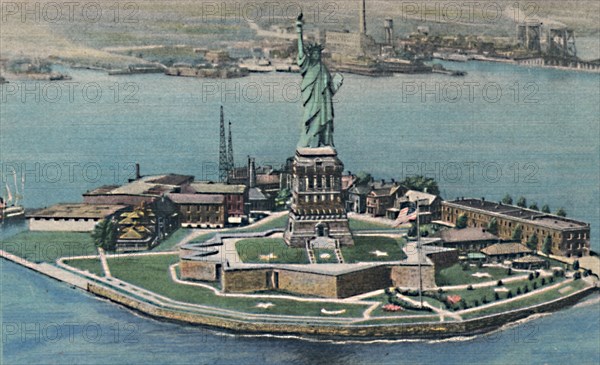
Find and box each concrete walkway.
[176,211,288,250]
[1,249,89,289]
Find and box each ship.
[1,171,25,222]
[108,63,166,75]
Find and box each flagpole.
[417,200,423,308]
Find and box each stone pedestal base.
[283,147,354,247]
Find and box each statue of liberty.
[296,13,344,148]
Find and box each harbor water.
[1,61,599,364]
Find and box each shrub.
[456,214,468,229]
[473,300,480,307]
[549,277,554,283]
[541,278,546,285]
[497,280,504,286]
[528,273,534,281]
[573,260,580,271]
[438,288,444,294]
[482,296,489,304]
[553,269,564,277]
[535,271,540,278]
[516,287,522,295]
[507,268,513,276]
[574,272,581,280]
[507,290,513,299]
[467,285,474,291]
[494,292,500,301]
[524,285,529,293]
[533,282,538,289]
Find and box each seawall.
[2,249,597,339]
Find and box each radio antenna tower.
[227,121,234,175]
[219,106,228,183]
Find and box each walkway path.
[176,211,288,250]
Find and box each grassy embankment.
[235,236,406,264]
[100,254,369,317]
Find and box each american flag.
[394,206,418,226]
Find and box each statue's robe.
[297,49,342,148]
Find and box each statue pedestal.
[284,147,354,247]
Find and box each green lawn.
[441,275,568,310]
[187,215,288,245]
[461,279,590,319]
[106,254,369,317]
[341,236,406,263]
[314,249,339,264]
[64,258,104,276]
[435,263,512,286]
[236,238,309,264]
[367,293,434,317]
[348,218,395,231]
[151,229,191,252]
[0,231,97,263]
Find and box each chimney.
[248,156,256,188]
[359,0,367,34]
[135,163,141,180]
[384,18,394,44]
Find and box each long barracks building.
[442,199,591,258]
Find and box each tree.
[556,208,567,217]
[542,235,552,255]
[355,172,373,186]
[487,217,498,235]
[516,196,527,208]
[527,232,539,251]
[502,194,513,205]
[274,188,291,209]
[573,260,580,271]
[529,202,539,211]
[512,224,523,241]
[408,223,418,237]
[92,219,117,252]
[541,204,551,213]
[400,175,440,196]
[456,214,468,229]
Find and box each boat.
[238,59,275,73]
[1,171,25,222]
[108,63,166,75]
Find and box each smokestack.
[135,163,141,180]
[248,156,256,188]
[359,0,367,34]
[384,18,394,45]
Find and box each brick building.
[167,193,226,228]
[442,199,591,258]
[187,182,248,224]
[366,181,405,217]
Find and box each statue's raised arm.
[295,13,343,149]
[296,13,305,67]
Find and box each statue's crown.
[307,43,323,53]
